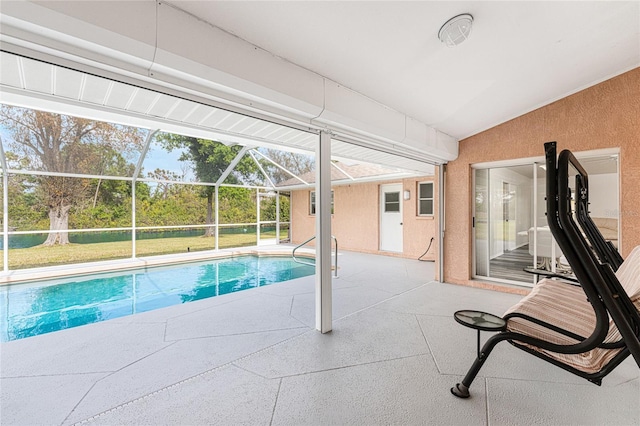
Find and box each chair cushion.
[614,245,640,301]
[504,245,640,374]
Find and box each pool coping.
[0,245,315,286]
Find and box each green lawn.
[2,230,287,270]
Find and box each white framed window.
[418,182,434,216]
[310,190,334,215]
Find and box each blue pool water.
[0,256,314,342]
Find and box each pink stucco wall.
[444,68,640,288]
[290,176,438,263]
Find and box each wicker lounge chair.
[451,142,640,398]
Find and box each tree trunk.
[204,191,214,237]
[92,178,102,208]
[43,204,72,246]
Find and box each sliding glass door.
[473,152,619,287]
[474,164,536,285]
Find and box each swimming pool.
[0,256,314,342]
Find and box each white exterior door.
[380,184,403,252]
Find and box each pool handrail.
[292,235,338,278]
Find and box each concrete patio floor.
[1,250,638,425]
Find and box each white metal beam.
[331,161,355,181]
[133,129,158,180]
[252,149,309,185]
[316,131,333,333]
[216,146,250,186]
[248,150,276,189]
[132,129,158,258]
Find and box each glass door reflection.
[473,153,619,287]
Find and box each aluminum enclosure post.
[316,131,333,333]
[0,137,8,272]
[276,192,280,245]
[438,164,445,282]
[256,188,261,245]
[131,130,157,259]
[215,185,219,251]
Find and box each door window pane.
[385,192,400,212]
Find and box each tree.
[0,106,146,245]
[146,168,184,199]
[259,148,313,184]
[259,193,290,223]
[157,134,259,236]
[6,170,47,232]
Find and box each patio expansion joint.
[161,292,259,322]
[256,288,315,298]
[334,282,373,290]
[269,378,283,426]
[71,327,317,425]
[108,318,168,325]
[62,340,180,425]
[71,362,237,425]
[0,371,112,380]
[229,328,319,367]
[331,281,433,322]
[484,374,598,388]
[245,353,434,381]
[285,296,313,328]
[163,325,310,343]
[484,378,490,426]
[415,313,442,374]
[613,375,640,387]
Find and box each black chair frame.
[451,142,640,398]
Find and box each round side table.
[454,310,507,356]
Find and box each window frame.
[417,181,434,216]
[309,190,334,215]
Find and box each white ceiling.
[169,1,640,140]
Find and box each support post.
[276,191,280,245]
[438,164,445,283]
[316,131,333,333]
[256,188,261,245]
[131,181,136,257]
[215,185,219,250]
[0,137,9,272]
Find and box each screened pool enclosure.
[0,106,304,270]
[0,52,432,273]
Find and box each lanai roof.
[276,161,428,190]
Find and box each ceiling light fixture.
[438,14,474,47]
